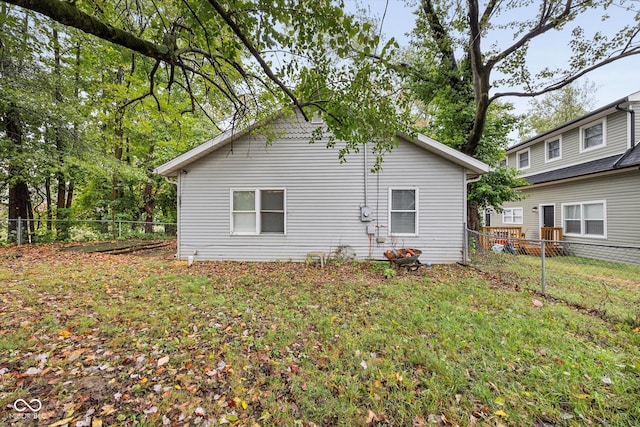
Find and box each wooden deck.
[480,226,523,249]
[520,227,564,256]
[480,226,564,256]
[480,226,522,249]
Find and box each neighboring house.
[154,109,489,263]
[490,90,640,248]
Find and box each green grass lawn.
[471,250,640,326]
[1,244,639,426]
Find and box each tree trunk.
[141,145,156,234]
[5,106,31,243]
[45,176,53,230]
[66,181,74,208]
[467,204,480,232]
[52,28,71,241]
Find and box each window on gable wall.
[580,120,605,151]
[231,189,285,235]
[389,188,418,236]
[502,207,523,224]
[562,201,606,237]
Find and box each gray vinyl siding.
[177,115,468,263]
[507,110,630,176]
[494,170,640,246]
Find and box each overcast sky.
[351,0,639,115]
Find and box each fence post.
[17,217,23,245]
[118,221,122,238]
[541,239,546,295]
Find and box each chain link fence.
[465,228,640,326]
[1,217,176,244]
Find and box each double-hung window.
[562,201,606,237]
[231,189,285,235]
[502,207,523,224]
[580,120,606,152]
[545,137,561,162]
[389,188,418,236]
[517,148,530,170]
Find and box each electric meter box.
[360,206,373,222]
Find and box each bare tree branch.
[206,0,309,121]
[491,44,640,101]
[484,0,575,69]
[421,0,458,72]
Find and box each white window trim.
[561,200,607,239]
[502,207,523,225]
[230,188,286,236]
[516,148,530,170]
[544,136,562,163]
[579,118,607,153]
[388,187,419,237]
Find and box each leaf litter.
[1,242,638,425]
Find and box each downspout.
[616,104,635,148]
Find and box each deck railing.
[541,227,563,241]
[480,226,523,248]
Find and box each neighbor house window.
[389,188,418,236]
[517,148,530,170]
[580,120,606,152]
[231,189,285,235]
[545,137,561,162]
[502,207,523,224]
[562,201,606,237]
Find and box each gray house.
[154,110,489,263]
[490,90,640,248]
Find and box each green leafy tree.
[403,0,639,157]
[2,0,413,163]
[393,0,639,227]
[0,7,55,241]
[519,80,598,139]
[1,4,214,239]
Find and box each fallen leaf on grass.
[157,355,170,367]
[532,299,543,307]
[100,404,115,416]
[49,417,75,427]
[494,410,507,417]
[144,406,158,415]
[24,367,42,375]
[365,409,379,423]
[67,348,86,362]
